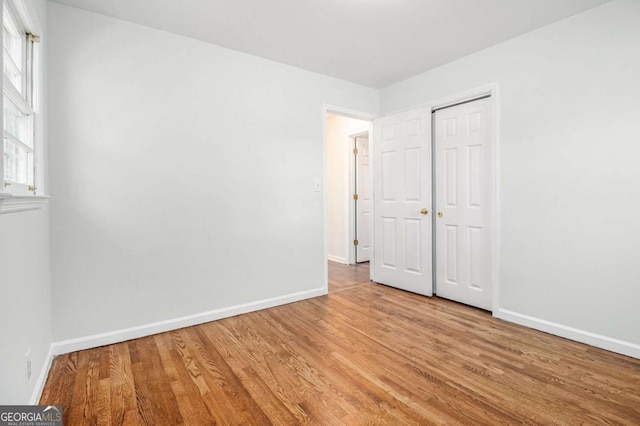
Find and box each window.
[0,0,45,213]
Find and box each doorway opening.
[325,112,372,267]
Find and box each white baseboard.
[327,254,347,264]
[29,345,54,405]
[51,287,326,356]
[495,309,640,359]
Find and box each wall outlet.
[25,349,32,381]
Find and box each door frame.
[428,84,500,314]
[322,104,376,294]
[347,129,370,265]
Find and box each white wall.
[48,3,378,341]
[0,0,50,404]
[382,0,640,347]
[0,207,52,404]
[326,115,369,264]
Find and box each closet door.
[434,97,493,310]
[372,108,432,296]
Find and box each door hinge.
[354,239,359,246]
[353,148,358,154]
[353,194,358,201]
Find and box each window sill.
[0,192,49,214]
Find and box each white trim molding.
[29,345,54,404]
[0,193,48,214]
[496,309,640,359]
[327,254,347,264]
[51,287,326,356]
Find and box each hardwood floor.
[41,261,640,425]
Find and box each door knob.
[437,212,443,218]
[420,208,429,215]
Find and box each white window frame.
[0,0,47,214]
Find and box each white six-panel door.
[356,135,371,262]
[434,97,493,310]
[373,108,432,296]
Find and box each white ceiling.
[50,0,611,88]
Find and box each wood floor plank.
[130,337,183,425]
[96,378,112,425]
[108,343,137,426]
[66,349,90,425]
[166,330,228,425]
[40,261,640,425]
[154,332,211,426]
[39,353,76,411]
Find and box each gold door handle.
[437,212,443,218]
[420,208,429,215]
